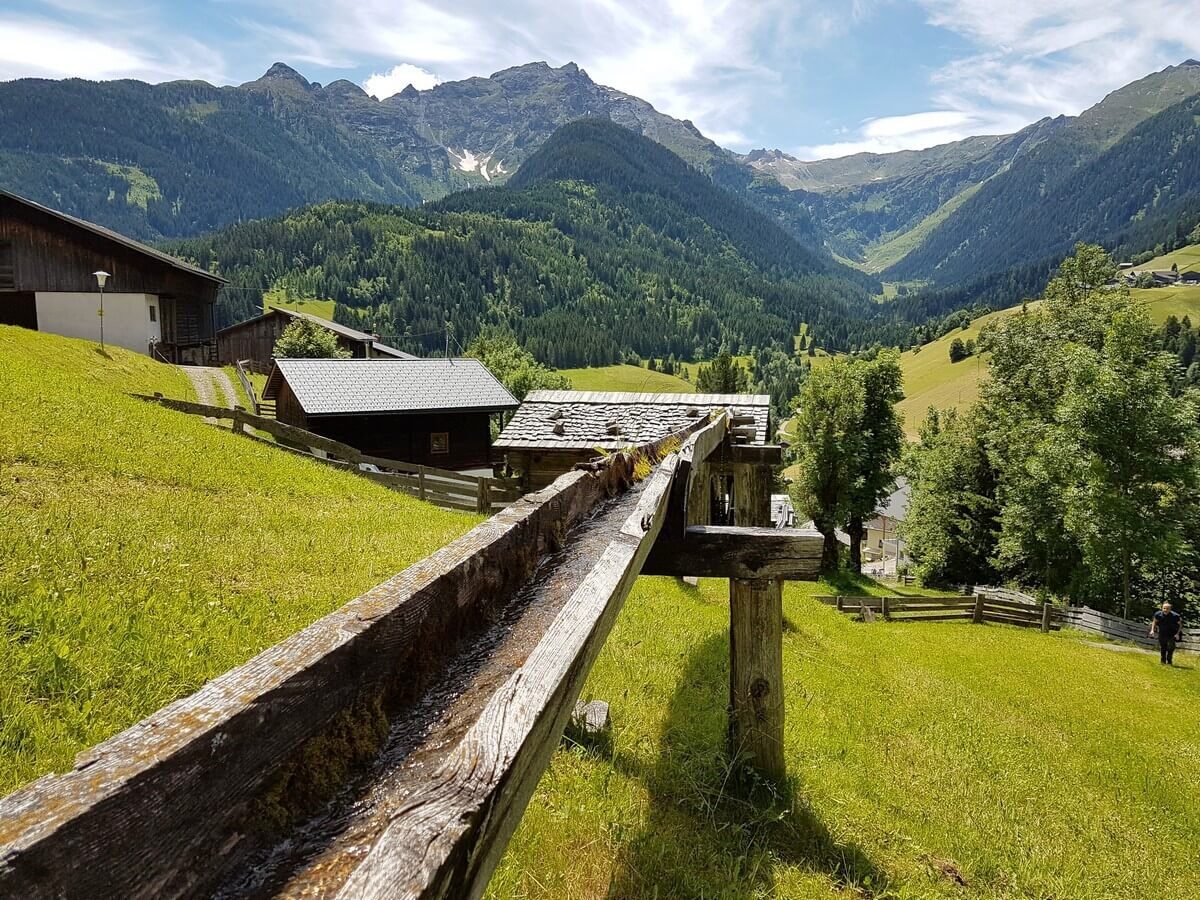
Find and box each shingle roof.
[263,358,518,416]
[494,390,771,450]
[0,189,226,284]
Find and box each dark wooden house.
[0,190,224,362]
[263,358,518,470]
[217,307,415,372]
[495,390,772,490]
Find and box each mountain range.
[3,57,1200,316]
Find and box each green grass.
[1123,243,1200,275]
[562,364,694,393]
[898,289,1200,438]
[489,576,1199,899]
[0,327,479,793]
[263,293,337,320]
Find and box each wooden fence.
[1061,605,1199,653]
[135,393,522,514]
[233,358,272,417]
[817,594,1061,631]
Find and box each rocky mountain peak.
[259,62,310,86]
[398,84,420,100]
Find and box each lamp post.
[93,270,110,352]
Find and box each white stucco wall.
[35,292,161,355]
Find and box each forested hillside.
[0,62,729,241]
[173,122,908,366]
[888,69,1200,288]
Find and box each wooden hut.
[0,190,224,362]
[217,307,415,372]
[263,358,518,470]
[495,390,772,490]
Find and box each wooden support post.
[973,594,985,624]
[1041,602,1052,633]
[419,468,427,501]
[728,459,785,781]
[687,460,711,526]
[476,478,490,514]
[881,595,891,620]
[836,596,844,612]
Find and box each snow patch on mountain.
[446,148,508,181]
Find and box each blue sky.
[3,0,1200,158]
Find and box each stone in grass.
[571,699,611,735]
[564,699,612,755]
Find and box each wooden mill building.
[263,357,518,470]
[495,390,772,490]
[217,307,415,372]
[0,190,224,362]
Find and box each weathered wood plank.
[335,438,683,899]
[642,526,823,579]
[0,457,629,898]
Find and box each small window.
[0,242,14,290]
[430,432,450,454]
[148,305,157,323]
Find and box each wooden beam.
[339,453,683,899]
[725,444,784,466]
[728,460,786,782]
[642,526,823,579]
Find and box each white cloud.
[0,13,226,84]
[363,63,441,98]
[238,0,850,150]
[800,0,1200,159]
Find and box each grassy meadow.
[0,327,479,793]
[262,294,337,320]
[562,363,693,393]
[896,285,1200,437]
[490,576,1200,899]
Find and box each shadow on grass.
[603,633,887,898]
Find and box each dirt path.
[181,366,238,421]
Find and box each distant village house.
[217,306,415,372]
[0,190,224,363]
[263,357,518,471]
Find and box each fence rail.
[135,393,522,514]
[819,593,1197,650]
[1061,605,1198,653]
[233,359,271,417]
[817,594,1062,631]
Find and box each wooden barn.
[495,390,772,490]
[0,190,224,362]
[217,307,415,372]
[263,357,518,470]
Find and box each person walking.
[1150,601,1183,665]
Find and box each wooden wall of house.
[273,380,310,431]
[505,448,599,490]
[0,198,219,303]
[306,411,496,470]
[218,310,369,370]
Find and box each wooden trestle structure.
[0,410,822,899]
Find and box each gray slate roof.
[494,390,771,450]
[263,358,518,416]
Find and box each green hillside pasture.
[898,286,1200,438]
[1123,242,1200,275]
[490,577,1200,899]
[563,363,693,393]
[263,293,337,320]
[0,327,479,793]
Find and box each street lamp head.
[93,270,110,289]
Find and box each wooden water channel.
[0,409,824,898]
